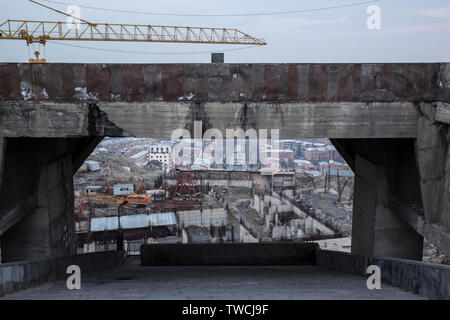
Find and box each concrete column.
[0,137,5,189]
[351,155,423,260]
[1,156,76,262]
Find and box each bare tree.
[299,169,316,191]
[338,177,352,203]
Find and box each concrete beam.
[0,63,445,103]
[0,102,129,138]
[0,101,419,139]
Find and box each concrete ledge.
[316,249,450,300]
[0,250,125,297]
[141,243,318,266]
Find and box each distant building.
[113,184,134,196]
[85,186,102,194]
[293,159,315,170]
[148,143,173,171]
[304,145,339,162]
[319,161,353,177]
[85,160,100,171]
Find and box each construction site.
[71,136,356,257]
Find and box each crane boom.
[0,20,266,45]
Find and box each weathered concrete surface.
[316,249,450,300]
[0,63,447,140]
[141,243,318,266]
[0,258,425,300]
[0,102,128,138]
[0,250,124,297]
[0,138,100,262]
[331,136,450,259]
[0,101,420,139]
[0,63,446,102]
[398,101,450,256]
[1,155,76,262]
[415,102,448,224]
[351,155,423,260]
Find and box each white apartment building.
[148,143,173,171]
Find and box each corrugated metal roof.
[91,217,119,231]
[148,212,177,226]
[90,212,177,231]
[120,214,149,229]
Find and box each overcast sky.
[0,0,449,63]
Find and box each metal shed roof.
[91,217,119,232]
[90,212,177,231]
[148,212,177,226]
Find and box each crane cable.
[38,0,381,17]
[29,0,96,25]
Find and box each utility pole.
[117,203,123,251]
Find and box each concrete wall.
[316,249,450,300]
[351,155,423,260]
[166,179,252,188]
[177,208,227,228]
[251,173,272,192]
[0,250,124,297]
[141,243,318,266]
[263,193,334,235]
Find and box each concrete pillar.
[351,155,423,260]
[253,194,260,213]
[1,156,76,262]
[0,137,5,190]
[305,217,313,235]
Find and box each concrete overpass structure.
[0,63,449,298]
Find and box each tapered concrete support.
[0,138,103,263]
[1,156,76,262]
[351,155,423,260]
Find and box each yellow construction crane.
[0,0,266,63]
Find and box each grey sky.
[0,0,449,63]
